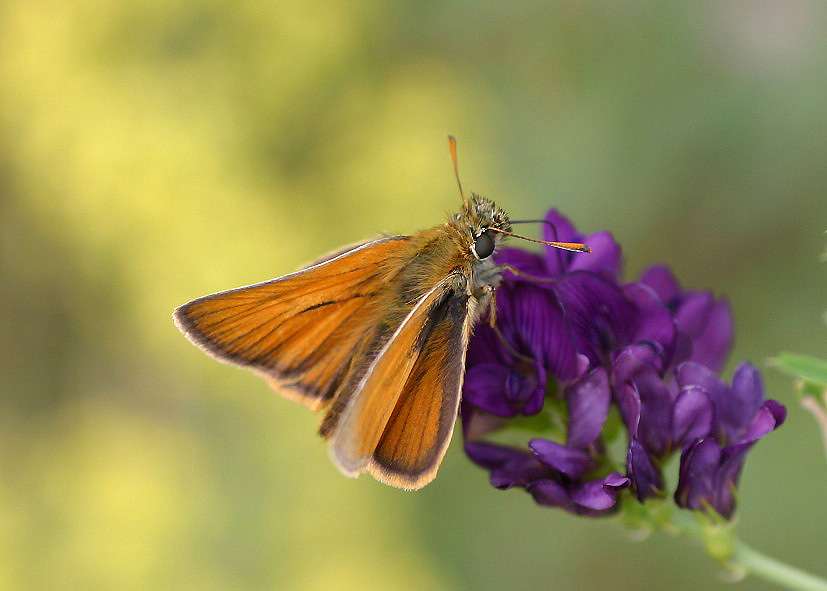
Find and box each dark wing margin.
[173,236,410,410]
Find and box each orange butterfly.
[173,137,589,489]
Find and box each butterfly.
[173,137,589,489]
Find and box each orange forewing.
[329,276,463,477]
[173,237,410,409]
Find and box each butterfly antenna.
[447,135,468,208]
[488,227,591,253]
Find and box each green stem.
[662,510,827,591]
[734,540,827,591]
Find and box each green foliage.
[772,352,827,389]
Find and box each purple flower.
[639,266,733,373]
[461,208,785,519]
[462,364,628,515]
[673,362,786,518]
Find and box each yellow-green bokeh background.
[2,2,826,590]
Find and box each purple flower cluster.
[461,210,785,518]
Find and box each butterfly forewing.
[174,236,410,408]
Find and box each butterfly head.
[451,193,512,260]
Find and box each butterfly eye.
[473,229,496,259]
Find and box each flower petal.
[764,399,787,429]
[638,265,680,302]
[575,353,591,378]
[530,439,592,479]
[739,400,786,443]
[616,382,641,436]
[528,478,572,508]
[465,442,549,489]
[675,438,721,510]
[506,281,579,380]
[675,362,725,394]
[464,441,526,470]
[463,364,518,417]
[637,265,733,373]
[613,343,660,385]
[673,386,714,446]
[554,272,637,365]
[521,372,548,417]
[635,368,677,456]
[689,299,733,372]
[566,367,611,448]
[603,472,631,487]
[624,282,676,360]
[465,320,506,366]
[570,231,622,277]
[673,291,714,337]
[490,457,546,489]
[571,473,629,511]
[675,362,732,436]
[712,441,754,518]
[730,362,765,425]
[627,438,664,500]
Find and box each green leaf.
[770,352,827,387]
[801,380,826,399]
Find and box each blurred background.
[1,1,826,590]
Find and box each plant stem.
[733,540,827,591]
[664,510,827,591]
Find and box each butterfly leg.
[477,285,497,328]
[487,287,497,328]
[478,285,534,364]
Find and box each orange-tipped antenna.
[488,227,591,253]
[447,135,468,207]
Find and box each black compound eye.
[474,230,496,259]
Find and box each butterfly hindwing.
[369,287,474,489]
[329,274,472,488]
